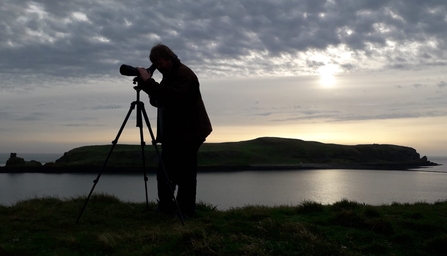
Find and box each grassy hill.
[198,137,429,167]
[3,137,436,171]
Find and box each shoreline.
[0,161,440,173]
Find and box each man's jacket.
[140,59,212,143]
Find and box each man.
[137,44,212,217]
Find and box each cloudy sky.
[1,0,446,157]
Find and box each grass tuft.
[297,200,326,214]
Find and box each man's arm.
[139,66,196,106]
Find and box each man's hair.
[149,44,176,63]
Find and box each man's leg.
[156,149,176,213]
[176,139,204,216]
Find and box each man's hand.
[137,67,152,81]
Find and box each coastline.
[0,161,440,174]
[2,138,442,173]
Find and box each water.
[1,157,446,209]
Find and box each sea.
[1,154,446,209]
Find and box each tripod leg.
[137,104,150,209]
[76,102,136,224]
[141,106,185,225]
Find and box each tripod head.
[133,77,142,85]
[132,79,146,104]
[119,63,157,86]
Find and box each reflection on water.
[197,168,447,209]
[1,161,447,209]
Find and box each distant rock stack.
[5,153,24,166]
[5,153,42,167]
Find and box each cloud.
[89,104,122,110]
[438,81,447,88]
[2,1,447,156]
[332,111,447,122]
[62,123,105,127]
[412,83,425,88]
[2,0,447,89]
[0,110,48,121]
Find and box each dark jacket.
[140,59,212,143]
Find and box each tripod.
[76,83,184,225]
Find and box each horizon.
[1,137,447,159]
[1,1,447,157]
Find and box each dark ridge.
[1,137,439,173]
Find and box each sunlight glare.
[318,66,337,88]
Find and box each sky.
[1,0,446,157]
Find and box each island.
[1,137,439,173]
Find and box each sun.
[318,66,337,88]
[320,73,336,87]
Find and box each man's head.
[149,44,176,74]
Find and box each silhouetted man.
[137,44,212,217]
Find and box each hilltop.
[1,137,438,172]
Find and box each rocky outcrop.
[5,153,42,168]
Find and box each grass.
[1,194,447,255]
